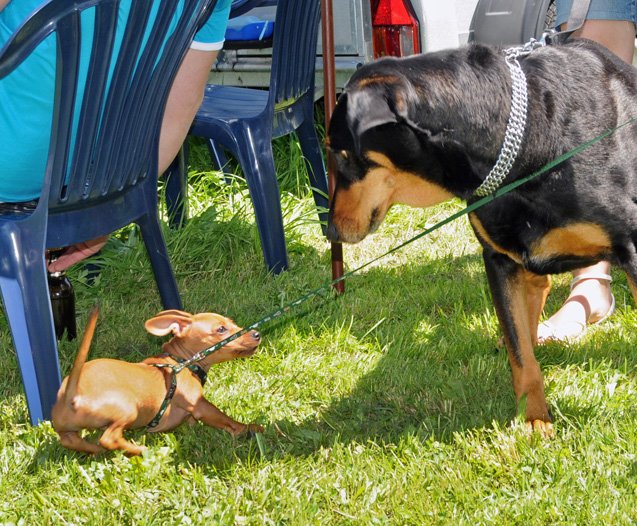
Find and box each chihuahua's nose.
[250,331,261,342]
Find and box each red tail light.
[371,0,420,59]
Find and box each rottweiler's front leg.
[482,247,553,438]
[524,270,551,348]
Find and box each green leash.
[147,114,637,426]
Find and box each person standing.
[537,0,635,342]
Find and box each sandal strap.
[570,272,612,290]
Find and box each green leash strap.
[177,115,637,371]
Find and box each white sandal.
[537,273,615,343]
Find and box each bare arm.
[158,48,218,173]
[0,0,10,13]
[49,48,217,271]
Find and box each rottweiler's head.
[325,69,456,244]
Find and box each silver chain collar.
[473,37,546,197]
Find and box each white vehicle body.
[210,0,554,93]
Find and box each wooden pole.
[320,0,345,294]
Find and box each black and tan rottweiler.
[326,39,637,437]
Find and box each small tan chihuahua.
[51,306,263,455]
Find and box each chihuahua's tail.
[64,304,99,404]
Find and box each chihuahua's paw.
[247,423,265,433]
[123,444,149,457]
[226,422,264,437]
[242,423,265,439]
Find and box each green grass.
[2,114,637,524]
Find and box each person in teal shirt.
[0,0,232,269]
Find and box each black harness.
[146,353,207,429]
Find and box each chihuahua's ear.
[145,310,193,337]
[153,309,191,318]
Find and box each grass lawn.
[2,115,637,525]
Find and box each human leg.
[537,261,615,342]
[539,2,635,342]
[569,19,636,62]
[158,48,219,174]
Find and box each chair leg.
[136,208,183,310]
[207,139,228,172]
[165,143,189,229]
[296,115,330,234]
[234,129,289,274]
[0,228,61,424]
[207,139,240,187]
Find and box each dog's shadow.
[255,253,510,455]
[261,255,637,458]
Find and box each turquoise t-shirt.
[0,0,231,202]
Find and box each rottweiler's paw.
[526,419,554,439]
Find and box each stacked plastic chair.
[166,0,329,274]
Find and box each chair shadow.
[0,208,327,409]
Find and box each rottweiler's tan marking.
[330,152,453,243]
[530,223,611,259]
[469,214,523,264]
[524,271,551,348]
[365,152,454,208]
[493,267,553,437]
[355,75,401,88]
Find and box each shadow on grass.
[260,256,637,460]
[261,253,512,453]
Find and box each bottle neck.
[48,247,66,277]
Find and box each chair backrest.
[269,0,321,106]
[0,0,216,212]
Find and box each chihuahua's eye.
[216,326,227,334]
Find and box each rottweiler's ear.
[346,88,399,153]
[327,92,356,152]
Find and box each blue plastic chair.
[166,0,329,274]
[228,0,266,17]
[0,0,217,424]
